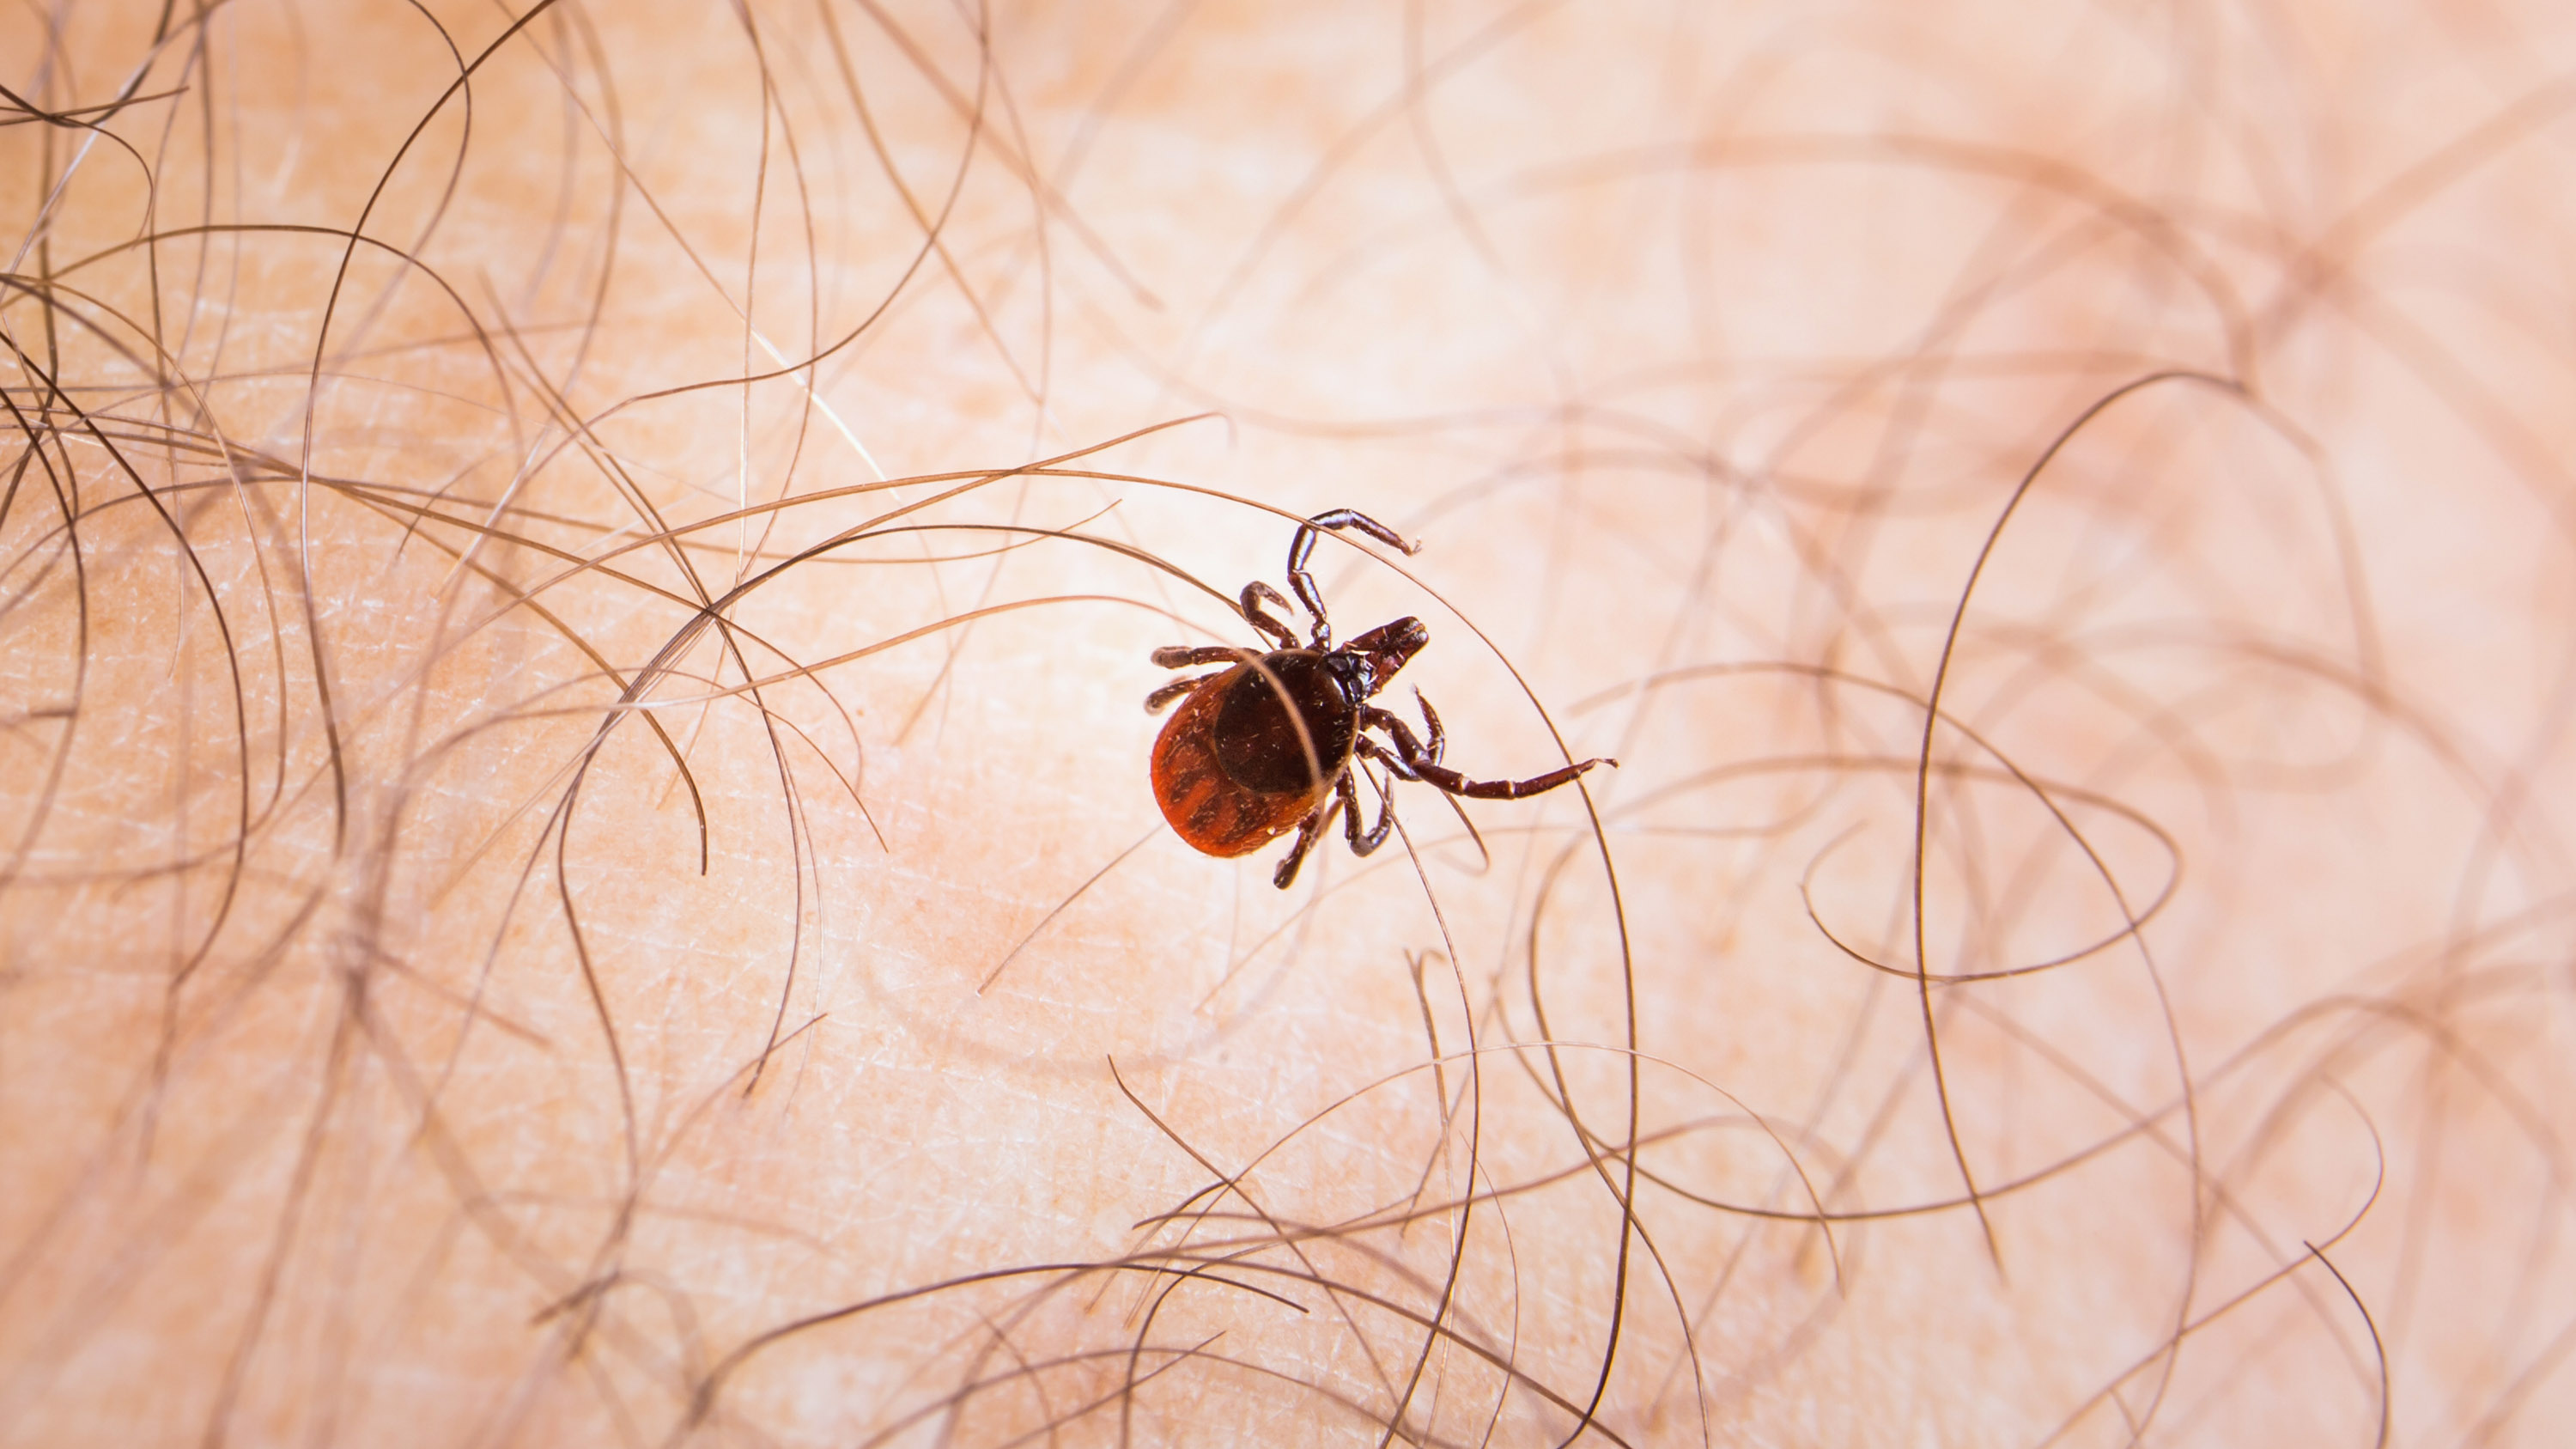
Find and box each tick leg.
[1408,756,1613,801]
[1239,581,1302,651]
[1339,762,1396,857]
[1271,796,1340,890]
[1355,731,1421,783]
[1151,644,1249,669]
[1285,508,1420,650]
[1358,700,1441,772]
[1412,690,1445,765]
[1362,703,1616,801]
[1143,672,1225,713]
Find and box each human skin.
[2,0,2572,1445]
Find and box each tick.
[1145,508,1616,889]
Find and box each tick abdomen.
[1150,654,1352,857]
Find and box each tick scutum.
[1211,651,1357,795]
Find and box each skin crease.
[3,0,2574,1445]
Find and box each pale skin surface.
[3,0,2573,1445]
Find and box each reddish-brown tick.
[1146,510,1614,888]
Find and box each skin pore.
[3,0,2573,1444]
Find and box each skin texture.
[3,1,2574,1445]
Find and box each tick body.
[1146,509,1615,889]
[1150,650,1354,858]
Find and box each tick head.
[1340,616,1429,697]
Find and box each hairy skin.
[0,1,2570,1445]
